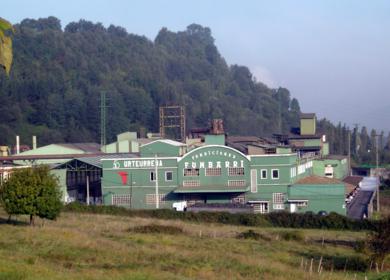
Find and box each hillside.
[0,209,383,280]
[0,17,300,146]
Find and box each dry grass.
[0,209,384,280]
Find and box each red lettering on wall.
[118,172,128,185]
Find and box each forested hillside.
[0,17,300,145]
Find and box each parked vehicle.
[172,201,187,212]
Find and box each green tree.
[0,165,62,225]
[0,17,14,75]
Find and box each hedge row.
[64,203,378,231]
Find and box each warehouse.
[100,133,346,213]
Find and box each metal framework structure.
[159,106,185,142]
[100,91,107,149]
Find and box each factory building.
[101,133,346,215]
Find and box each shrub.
[279,230,304,241]
[130,224,183,235]
[236,230,271,241]
[64,203,377,231]
[368,217,390,263]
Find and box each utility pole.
[348,130,351,176]
[375,134,380,212]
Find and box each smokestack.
[16,135,20,154]
[32,135,37,150]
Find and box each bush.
[236,230,271,241]
[130,224,183,235]
[279,230,304,241]
[64,203,377,231]
[368,217,390,263]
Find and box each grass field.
[0,209,388,280]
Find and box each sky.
[2,0,390,133]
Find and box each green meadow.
[0,209,388,280]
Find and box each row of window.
[260,169,279,180]
[184,167,245,177]
[150,171,173,182]
[112,194,167,206]
[182,180,246,188]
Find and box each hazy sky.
[3,0,390,132]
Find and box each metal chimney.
[16,135,20,154]
[32,135,37,150]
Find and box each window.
[150,171,156,182]
[205,168,222,176]
[228,167,245,176]
[228,180,246,187]
[183,180,200,187]
[184,168,199,176]
[273,193,285,210]
[261,169,267,179]
[112,194,131,205]
[146,194,166,205]
[271,169,279,179]
[165,171,173,181]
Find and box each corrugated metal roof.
[141,139,186,147]
[56,143,101,153]
[55,153,139,169]
[76,153,139,167]
[359,176,379,191]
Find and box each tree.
[0,165,62,225]
[0,17,14,75]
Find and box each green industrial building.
[101,135,347,214]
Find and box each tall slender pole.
[155,155,159,209]
[86,174,90,205]
[348,130,351,176]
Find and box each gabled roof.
[295,175,344,185]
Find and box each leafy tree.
[0,165,62,225]
[0,17,14,75]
